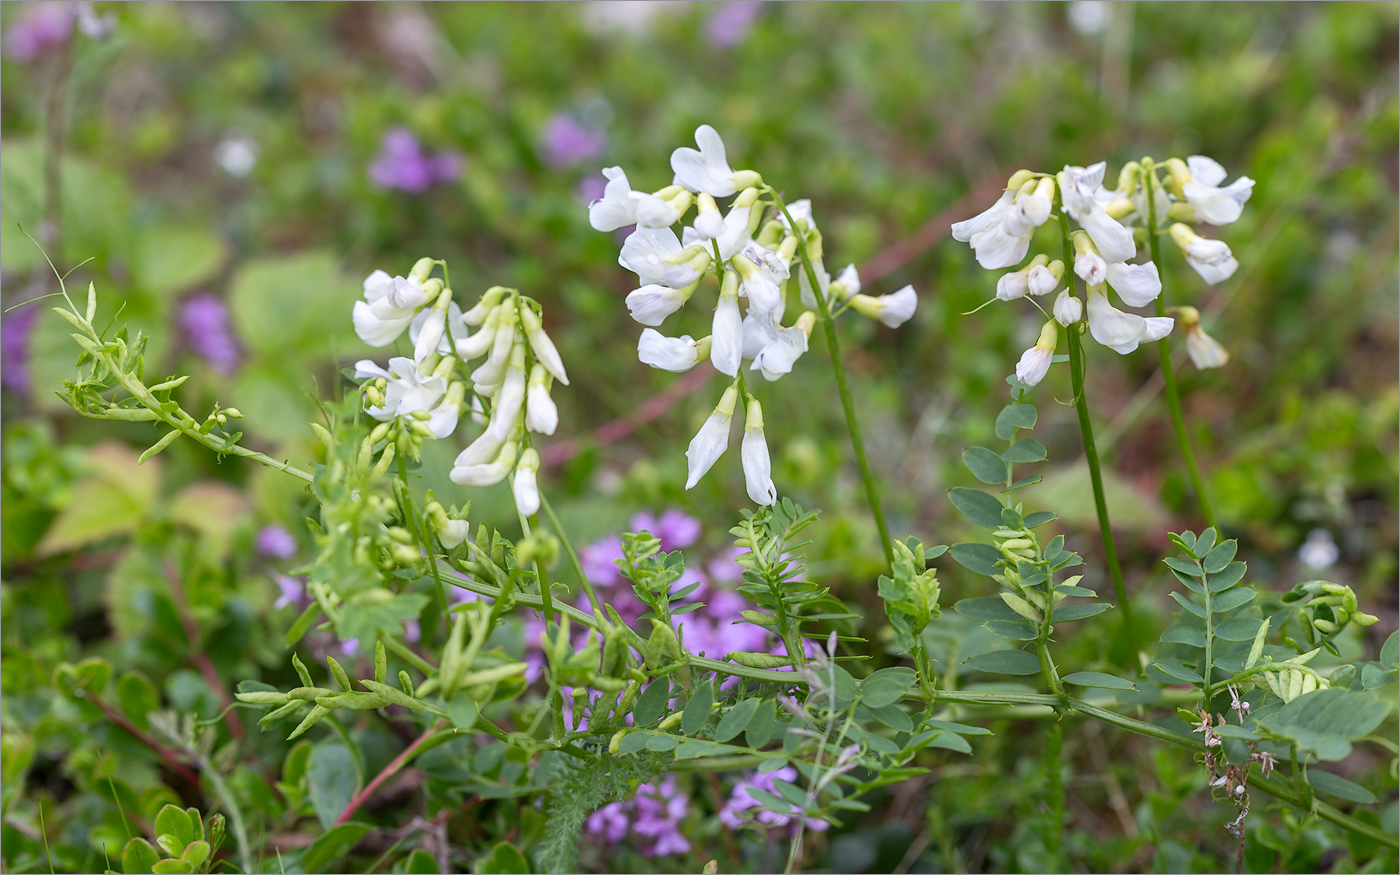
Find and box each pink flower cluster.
[585,776,691,857]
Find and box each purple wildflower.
[340,637,359,657]
[256,524,297,559]
[4,2,75,62]
[585,777,691,856]
[1,304,41,395]
[719,767,829,833]
[272,574,305,611]
[368,127,463,194]
[580,534,626,588]
[541,114,606,169]
[405,618,421,644]
[705,1,762,49]
[630,509,701,551]
[179,293,241,374]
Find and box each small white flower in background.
[525,364,559,435]
[849,285,918,328]
[685,384,738,490]
[740,396,776,506]
[1298,528,1340,571]
[637,329,711,372]
[1177,306,1230,370]
[214,134,258,178]
[1015,321,1059,388]
[1053,290,1083,326]
[670,124,762,197]
[512,448,542,516]
[1067,0,1111,35]
[710,270,744,377]
[1182,156,1255,226]
[1170,223,1239,284]
[778,198,815,231]
[1085,285,1173,355]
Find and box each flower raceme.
[588,123,921,502]
[350,258,568,517]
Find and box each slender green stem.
[383,635,436,676]
[1044,722,1064,871]
[1056,199,1136,653]
[1143,166,1218,530]
[539,492,602,616]
[772,192,893,569]
[397,455,450,636]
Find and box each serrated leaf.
[948,488,1007,529]
[1062,672,1136,691]
[964,650,1040,676]
[1001,438,1047,463]
[962,447,1008,484]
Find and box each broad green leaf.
[634,679,670,726]
[1023,511,1056,528]
[1161,624,1206,648]
[714,698,760,743]
[1062,671,1136,691]
[861,667,915,708]
[962,447,1008,484]
[948,488,1006,529]
[1001,438,1047,463]
[985,619,1038,640]
[131,225,227,299]
[37,443,158,556]
[1163,556,1202,577]
[1379,631,1397,672]
[1211,587,1255,613]
[1213,618,1264,641]
[122,837,161,875]
[1257,689,1390,762]
[1169,591,1206,619]
[1050,603,1111,622]
[682,681,714,736]
[746,699,777,748]
[153,804,194,854]
[405,849,441,874]
[307,742,359,830]
[865,702,914,733]
[1203,540,1238,573]
[1307,770,1377,804]
[949,543,1002,576]
[1151,658,1204,684]
[646,734,679,752]
[118,671,161,731]
[954,597,1022,622]
[1193,528,1217,558]
[964,650,1040,676]
[301,822,374,873]
[1206,561,1247,591]
[478,841,530,875]
[994,403,1037,439]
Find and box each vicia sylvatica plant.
[39,127,1395,875]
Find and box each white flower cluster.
[588,125,919,502]
[953,155,1250,382]
[351,258,568,517]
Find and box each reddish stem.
[334,719,447,826]
[165,563,245,741]
[88,693,201,786]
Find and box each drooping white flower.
[620,225,684,286]
[587,167,685,231]
[951,191,1029,270]
[715,193,757,261]
[1015,321,1059,387]
[488,346,529,440]
[463,286,509,327]
[1103,261,1163,308]
[353,271,433,347]
[518,305,569,385]
[469,304,519,389]
[438,518,470,549]
[512,448,541,516]
[777,198,816,231]
[525,364,559,434]
[1074,249,1107,286]
[410,301,463,362]
[670,125,761,197]
[1059,163,1137,263]
[693,192,725,240]
[998,255,1050,301]
[1183,156,1254,226]
[450,441,518,487]
[740,396,776,506]
[735,242,787,317]
[663,246,711,289]
[849,285,918,328]
[455,429,504,469]
[1053,290,1083,326]
[457,303,501,360]
[1085,286,1173,355]
[829,263,860,300]
[685,384,738,489]
[797,258,831,310]
[412,304,448,364]
[625,284,689,326]
[1170,223,1239,284]
[751,312,813,382]
[354,356,446,421]
[1027,259,1063,296]
[1178,306,1230,370]
[637,329,709,372]
[711,270,744,376]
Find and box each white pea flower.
[1053,290,1083,326]
[1103,261,1163,308]
[711,271,744,377]
[1183,156,1254,226]
[451,441,518,487]
[463,286,508,327]
[777,198,816,231]
[797,258,832,310]
[1170,223,1239,284]
[512,448,541,516]
[353,271,434,346]
[670,124,761,197]
[1178,306,1230,370]
[438,518,470,549]
[751,312,813,382]
[620,225,684,286]
[519,305,569,385]
[741,310,781,360]
[829,263,860,300]
[735,256,783,316]
[663,246,711,289]
[354,356,446,421]
[1059,163,1137,263]
[849,285,918,328]
[488,346,529,440]
[693,192,726,240]
[469,305,519,389]
[525,364,559,435]
[1298,528,1339,571]
[637,329,710,372]
[1085,286,1173,355]
[1074,249,1107,286]
[625,284,689,326]
[457,303,501,360]
[1027,259,1063,297]
[1015,321,1059,388]
[410,301,463,362]
[685,384,738,489]
[998,255,1051,301]
[455,429,504,469]
[587,166,685,231]
[740,396,776,506]
[951,190,1030,270]
[715,190,758,261]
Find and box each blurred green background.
[2,2,1396,873]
